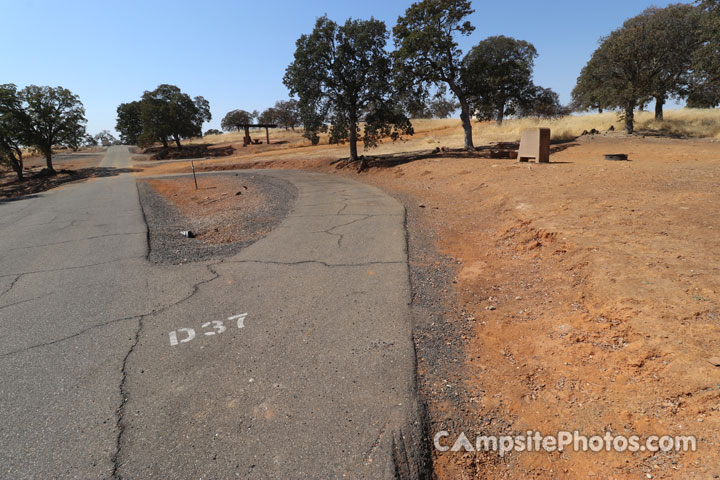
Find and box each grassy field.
[189,108,720,153]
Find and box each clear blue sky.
[0,0,694,135]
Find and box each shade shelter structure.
[239,124,278,146]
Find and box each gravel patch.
[378,191,485,472]
[137,172,297,264]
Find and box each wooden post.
[190,159,198,189]
[244,125,251,146]
[265,126,270,145]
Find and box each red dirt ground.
[137,134,720,479]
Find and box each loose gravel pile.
[137,172,297,264]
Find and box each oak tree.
[284,16,412,169]
[273,99,301,130]
[21,85,86,173]
[0,84,31,180]
[393,0,475,149]
[116,101,143,144]
[573,5,703,132]
[643,4,702,120]
[221,109,255,132]
[697,0,720,78]
[258,107,278,125]
[462,35,538,125]
[517,86,567,118]
[138,85,211,149]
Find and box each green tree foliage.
[643,4,702,120]
[258,107,278,125]
[83,134,98,147]
[686,81,720,108]
[427,96,460,118]
[573,16,659,133]
[393,0,476,149]
[0,84,31,180]
[405,91,460,119]
[115,101,143,145]
[273,99,301,130]
[138,85,211,149]
[21,85,86,172]
[573,5,703,132]
[517,86,568,118]
[696,0,720,83]
[570,48,611,114]
[221,109,255,132]
[284,16,412,169]
[94,130,117,145]
[204,128,222,136]
[462,35,538,125]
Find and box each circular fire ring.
[604,153,628,161]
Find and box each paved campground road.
[0,147,427,479]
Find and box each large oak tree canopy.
[573,4,704,133]
[0,84,31,180]
[221,109,255,132]
[462,35,539,125]
[115,101,142,145]
[21,85,87,172]
[393,0,475,149]
[117,84,210,149]
[284,15,412,169]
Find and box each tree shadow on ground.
[0,166,141,200]
[143,144,235,160]
[333,139,581,172]
[633,129,690,139]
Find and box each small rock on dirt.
[707,357,720,366]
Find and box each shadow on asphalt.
[0,167,141,201]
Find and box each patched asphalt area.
[136,172,298,264]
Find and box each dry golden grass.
[184,108,720,156]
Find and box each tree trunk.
[598,107,603,114]
[624,103,636,134]
[10,157,23,180]
[448,80,474,150]
[174,136,182,149]
[349,111,360,166]
[655,96,665,121]
[495,104,505,126]
[161,138,169,149]
[44,149,55,174]
[8,147,24,180]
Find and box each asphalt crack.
[0,296,41,313]
[0,274,23,300]
[2,231,147,253]
[110,316,143,480]
[0,256,146,279]
[362,416,392,466]
[0,265,220,359]
[320,215,372,247]
[110,265,220,479]
[0,315,139,358]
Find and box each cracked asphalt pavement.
[0,147,427,479]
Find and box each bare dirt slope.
[136,127,720,479]
[340,134,720,479]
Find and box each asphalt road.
[0,146,427,479]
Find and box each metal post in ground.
[190,159,198,189]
